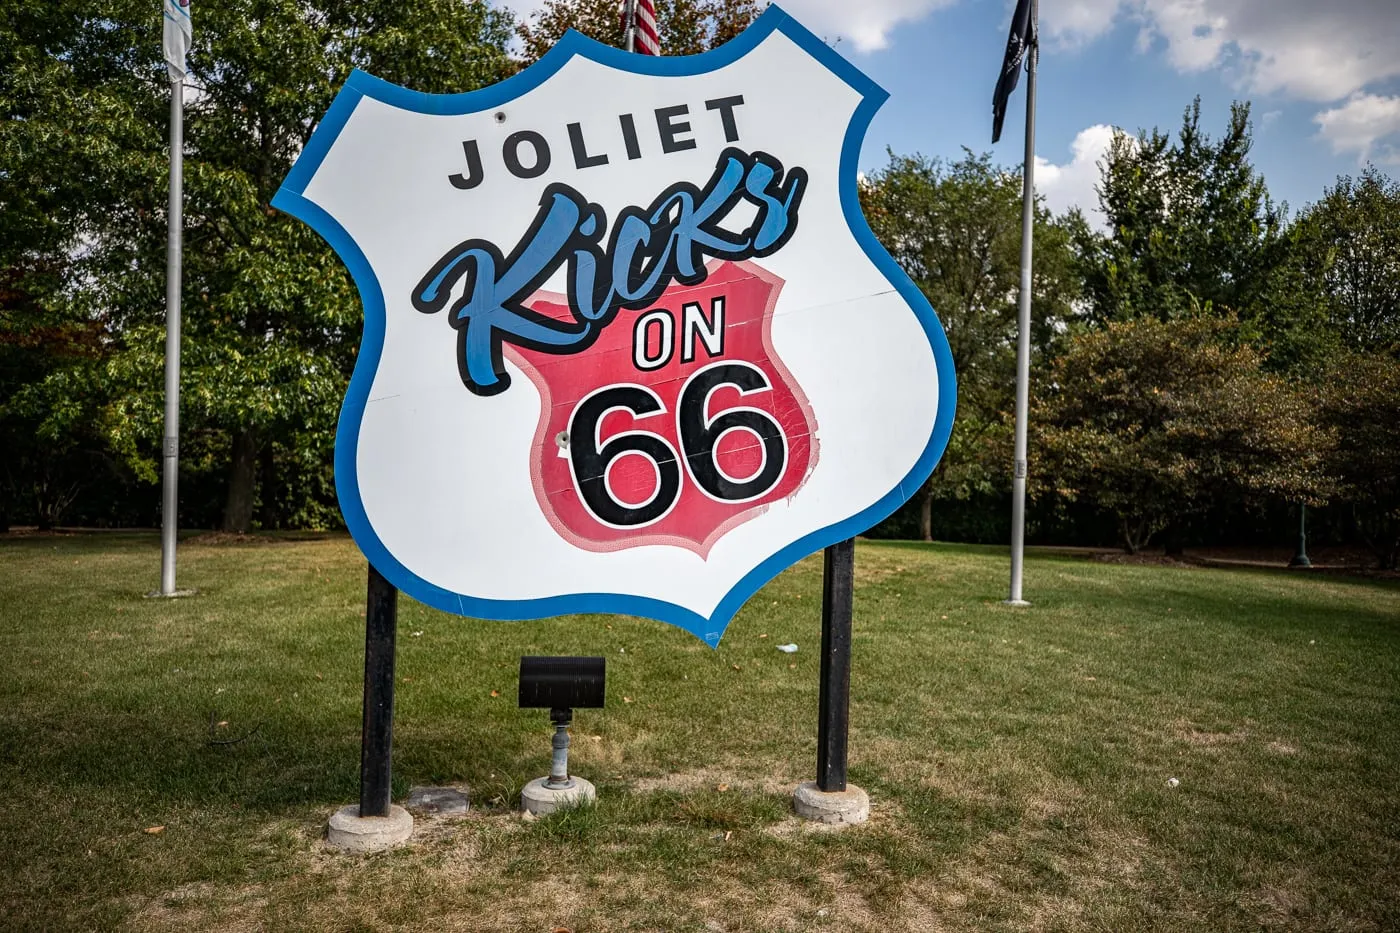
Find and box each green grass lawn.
[1,532,1397,932]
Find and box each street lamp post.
[1289,504,1312,568]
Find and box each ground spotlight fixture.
[518,656,605,809]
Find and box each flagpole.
[159,71,184,595]
[1006,0,1037,607]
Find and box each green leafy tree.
[1034,316,1323,553]
[1076,99,1284,328]
[517,0,763,61]
[1289,168,1400,356]
[5,0,517,532]
[860,150,1081,539]
[0,299,119,529]
[1248,167,1400,373]
[1313,352,1400,568]
[1,1,158,528]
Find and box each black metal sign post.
[816,537,855,792]
[360,564,399,817]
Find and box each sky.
[502,0,1400,228]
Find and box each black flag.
[992,0,1035,144]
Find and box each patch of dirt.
[134,881,269,933]
[1170,718,1253,750]
[1247,882,1306,926]
[853,549,912,585]
[1178,727,1250,748]
[630,764,796,796]
[1,526,85,537]
[683,867,881,932]
[1091,551,1200,568]
[183,532,281,547]
[1080,544,1398,579]
[903,820,1154,930]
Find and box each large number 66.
[568,362,789,528]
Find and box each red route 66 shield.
[274,5,956,646]
[513,259,816,556]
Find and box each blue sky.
[506,1,1400,226]
[784,0,1400,226]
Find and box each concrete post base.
[521,776,596,816]
[326,804,413,852]
[1003,599,1031,607]
[792,781,869,825]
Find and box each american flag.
[630,0,660,55]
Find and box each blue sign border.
[272,4,957,646]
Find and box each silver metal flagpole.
[624,0,638,52]
[159,72,184,595]
[1006,0,1038,607]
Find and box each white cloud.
[768,0,960,52]
[1051,0,1400,103]
[1315,93,1400,164]
[1035,124,1119,230]
[1138,0,1400,102]
[1038,1,1400,170]
[1040,0,1127,48]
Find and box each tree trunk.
[1121,517,1157,554]
[222,429,260,533]
[920,487,933,542]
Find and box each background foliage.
[2,0,1398,564]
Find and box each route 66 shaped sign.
[273,5,956,646]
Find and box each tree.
[1076,99,1284,328]
[1,0,158,528]
[1034,316,1322,553]
[860,150,1081,539]
[1289,168,1400,356]
[1313,352,1400,569]
[0,298,118,530]
[517,0,763,62]
[4,1,517,532]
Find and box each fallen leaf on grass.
[715,783,729,793]
[552,927,573,933]
[143,826,165,835]
[623,696,634,703]
[216,720,228,728]
[732,664,742,671]
[759,633,769,639]
[489,690,500,698]
[788,663,797,669]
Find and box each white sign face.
[274,6,956,646]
